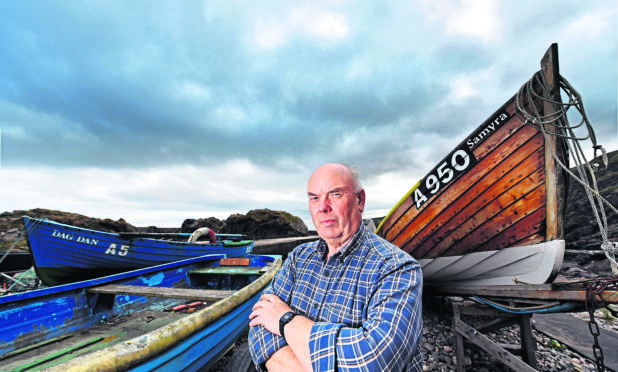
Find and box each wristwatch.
[279,311,297,340]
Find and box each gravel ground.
[420,296,611,372]
[209,296,617,372]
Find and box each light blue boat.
[0,254,281,371]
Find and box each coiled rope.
[515,71,618,275]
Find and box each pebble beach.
[210,295,617,372]
[419,296,614,372]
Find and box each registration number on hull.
[413,147,477,210]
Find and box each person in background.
[249,163,423,371]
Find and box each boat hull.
[419,240,564,286]
[376,44,568,286]
[22,216,254,286]
[0,252,32,273]
[0,254,282,371]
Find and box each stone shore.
[210,295,616,372]
[420,297,609,372]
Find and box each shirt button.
[324,271,330,277]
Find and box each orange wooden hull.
[376,44,568,284]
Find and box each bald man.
[249,163,423,371]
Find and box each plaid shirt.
[249,223,423,371]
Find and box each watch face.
[282,312,294,323]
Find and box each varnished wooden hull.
[377,44,568,286]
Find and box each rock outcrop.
[179,209,310,240]
[0,208,310,251]
[222,209,309,240]
[0,208,138,251]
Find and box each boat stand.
[451,300,538,372]
[428,279,618,372]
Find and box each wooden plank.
[534,313,618,371]
[189,266,266,275]
[14,337,104,372]
[393,124,542,252]
[0,334,74,362]
[519,315,537,368]
[447,184,546,256]
[475,208,546,253]
[220,258,251,266]
[540,43,565,241]
[413,147,545,258]
[453,318,537,372]
[88,284,235,301]
[380,94,538,243]
[427,283,618,303]
[423,184,545,258]
[379,97,522,237]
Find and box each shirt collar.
[316,223,366,262]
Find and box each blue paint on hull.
[0,254,277,370]
[132,290,260,371]
[22,216,254,286]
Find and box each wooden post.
[453,303,466,372]
[540,43,566,241]
[450,301,539,372]
[519,315,538,369]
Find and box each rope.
[515,71,618,275]
[0,219,43,295]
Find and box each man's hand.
[249,293,314,371]
[249,293,291,336]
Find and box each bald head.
[307,163,366,253]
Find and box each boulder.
[180,217,225,234]
[223,209,309,240]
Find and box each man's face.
[307,164,365,247]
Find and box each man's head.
[307,163,365,251]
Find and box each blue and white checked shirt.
[249,223,423,371]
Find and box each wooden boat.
[376,44,571,286]
[0,253,282,371]
[22,215,255,286]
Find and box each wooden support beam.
[426,282,618,304]
[540,43,566,241]
[519,315,537,369]
[453,318,537,372]
[88,284,234,302]
[451,303,539,372]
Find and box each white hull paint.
[419,240,565,286]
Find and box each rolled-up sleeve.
[308,262,423,371]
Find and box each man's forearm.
[265,346,304,371]
[283,315,314,371]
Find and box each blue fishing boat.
[22,216,254,286]
[0,253,282,371]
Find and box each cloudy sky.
[0,0,616,229]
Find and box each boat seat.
[188,258,273,276]
[87,284,235,302]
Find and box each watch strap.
[279,311,297,340]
